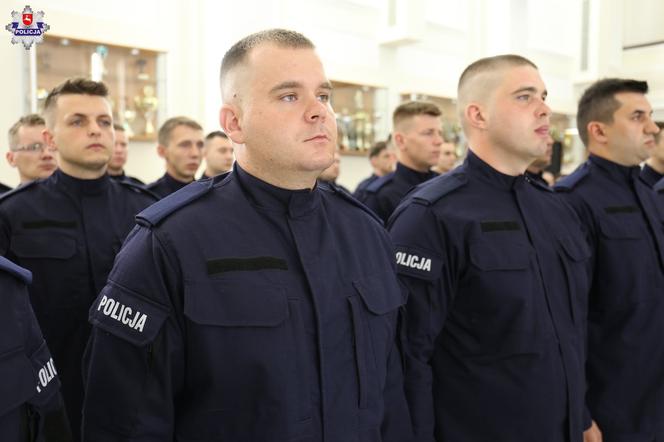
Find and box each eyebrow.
[511,86,548,97]
[67,113,112,119]
[269,81,333,94]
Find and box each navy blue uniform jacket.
[82,164,412,442]
[390,151,591,442]
[0,170,156,441]
[360,163,437,224]
[0,256,70,442]
[556,155,664,440]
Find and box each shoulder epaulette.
[0,180,38,202]
[654,176,664,194]
[365,172,394,194]
[528,177,554,192]
[554,162,590,192]
[411,171,468,205]
[136,175,222,227]
[0,256,31,284]
[115,179,159,200]
[323,182,383,224]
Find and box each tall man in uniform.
[555,79,664,441]
[107,124,144,185]
[6,114,58,185]
[390,55,592,441]
[200,130,234,179]
[360,101,442,223]
[146,116,204,198]
[82,29,412,441]
[0,78,157,441]
[641,121,664,188]
[0,255,71,442]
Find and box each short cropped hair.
[8,114,45,150]
[457,54,537,125]
[205,131,228,141]
[576,78,649,146]
[393,101,442,129]
[655,121,664,144]
[158,117,203,146]
[369,141,387,158]
[220,29,314,89]
[113,123,125,132]
[43,78,109,126]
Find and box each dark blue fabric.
[0,169,156,442]
[640,163,664,189]
[390,150,591,441]
[82,163,412,442]
[556,154,664,439]
[146,172,192,199]
[359,163,437,224]
[353,173,378,200]
[0,260,69,441]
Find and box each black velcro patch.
[480,221,521,232]
[207,257,288,275]
[22,220,77,229]
[604,206,639,214]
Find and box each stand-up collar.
[52,169,109,196]
[395,162,437,186]
[465,149,521,190]
[589,154,640,184]
[163,173,191,192]
[234,163,320,218]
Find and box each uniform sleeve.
[0,204,10,256]
[388,203,452,442]
[81,225,185,441]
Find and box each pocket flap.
[11,233,76,260]
[558,236,591,262]
[89,283,170,347]
[470,241,530,271]
[353,273,405,315]
[0,347,36,416]
[184,278,288,327]
[598,216,642,239]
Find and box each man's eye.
[318,94,330,103]
[100,120,112,127]
[281,94,297,102]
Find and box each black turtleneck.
[146,172,192,199]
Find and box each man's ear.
[6,151,17,168]
[157,144,167,159]
[465,103,488,130]
[587,122,608,144]
[220,104,245,145]
[43,127,57,152]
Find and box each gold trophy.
[134,85,158,136]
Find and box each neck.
[469,138,530,176]
[59,161,106,180]
[165,167,193,183]
[107,167,123,176]
[237,158,317,190]
[526,165,542,174]
[399,156,430,173]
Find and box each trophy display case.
[331,81,389,155]
[34,36,162,141]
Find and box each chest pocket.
[0,347,36,416]
[10,233,76,260]
[348,273,405,410]
[557,236,591,325]
[598,215,643,240]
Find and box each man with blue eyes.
[146,116,204,199]
[390,55,591,441]
[6,114,57,186]
[358,101,442,224]
[555,79,663,442]
[0,78,156,442]
[82,29,412,442]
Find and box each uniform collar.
[234,162,320,218]
[52,168,110,196]
[465,149,522,190]
[395,162,437,186]
[641,163,664,188]
[162,172,192,191]
[589,154,639,184]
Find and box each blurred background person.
[200,130,234,179]
[107,124,144,185]
[6,114,57,186]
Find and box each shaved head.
[457,54,537,131]
[220,29,315,103]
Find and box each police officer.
[0,78,157,442]
[0,255,71,442]
[353,139,396,200]
[359,101,442,223]
[146,116,204,198]
[106,124,144,185]
[82,29,411,441]
[641,121,664,188]
[390,55,591,441]
[200,130,234,179]
[6,114,58,185]
[555,79,663,441]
